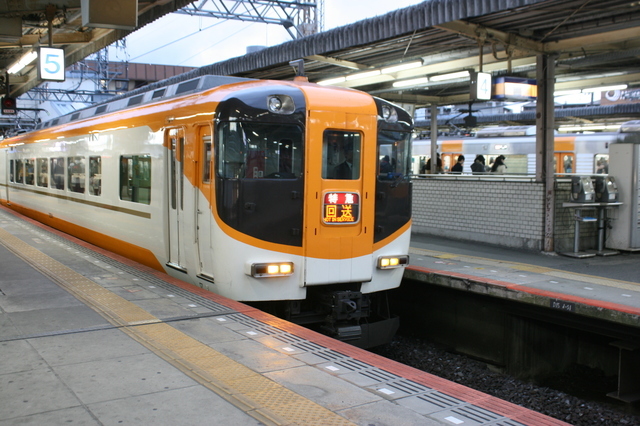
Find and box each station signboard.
[38,47,65,82]
[493,76,537,101]
[471,72,492,100]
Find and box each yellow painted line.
[0,227,355,426]
[434,253,458,259]
[410,246,640,290]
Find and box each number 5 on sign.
[38,47,65,81]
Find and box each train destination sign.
[323,192,360,224]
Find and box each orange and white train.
[0,74,413,347]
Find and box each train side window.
[37,158,48,187]
[377,130,412,180]
[50,157,65,189]
[322,130,361,180]
[562,154,574,174]
[120,155,151,204]
[203,135,212,183]
[9,159,14,183]
[24,159,35,185]
[89,156,102,196]
[595,154,609,174]
[68,156,85,193]
[15,159,24,184]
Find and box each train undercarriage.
[253,284,399,349]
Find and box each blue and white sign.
[38,47,65,81]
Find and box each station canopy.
[2,0,639,125]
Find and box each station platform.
[406,234,640,329]
[2,205,635,426]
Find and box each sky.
[107,0,425,67]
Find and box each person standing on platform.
[422,153,443,174]
[491,155,507,174]
[451,155,465,173]
[471,155,486,174]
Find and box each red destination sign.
[323,192,360,224]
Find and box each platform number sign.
[473,72,492,101]
[38,47,65,82]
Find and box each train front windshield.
[217,122,304,179]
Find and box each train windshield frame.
[216,121,304,180]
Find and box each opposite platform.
[406,234,640,330]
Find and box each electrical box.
[570,176,595,202]
[607,142,640,250]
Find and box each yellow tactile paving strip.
[410,246,640,291]
[0,227,355,426]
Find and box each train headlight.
[267,95,295,115]
[248,262,295,277]
[381,105,398,123]
[377,255,409,269]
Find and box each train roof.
[475,126,536,138]
[619,120,640,133]
[35,75,253,132]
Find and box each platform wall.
[411,178,597,252]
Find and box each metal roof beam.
[549,27,640,52]
[305,54,368,70]
[0,31,94,48]
[435,20,545,56]
[379,93,471,107]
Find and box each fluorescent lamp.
[381,61,422,74]
[560,124,620,132]
[430,70,470,81]
[582,84,627,93]
[554,90,582,97]
[345,70,381,81]
[392,77,429,88]
[8,50,38,74]
[317,76,346,86]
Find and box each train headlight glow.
[249,262,295,278]
[267,95,295,115]
[377,255,409,269]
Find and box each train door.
[554,137,575,174]
[1,151,8,203]
[441,140,463,173]
[554,153,575,174]
[303,111,375,285]
[196,126,214,280]
[166,128,187,272]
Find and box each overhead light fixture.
[554,90,582,97]
[317,76,346,86]
[430,70,470,82]
[392,77,429,88]
[582,84,627,93]
[345,69,381,81]
[559,124,621,132]
[381,61,423,74]
[8,50,38,74]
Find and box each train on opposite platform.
[411,124,629,175]
[0,72,413,348]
